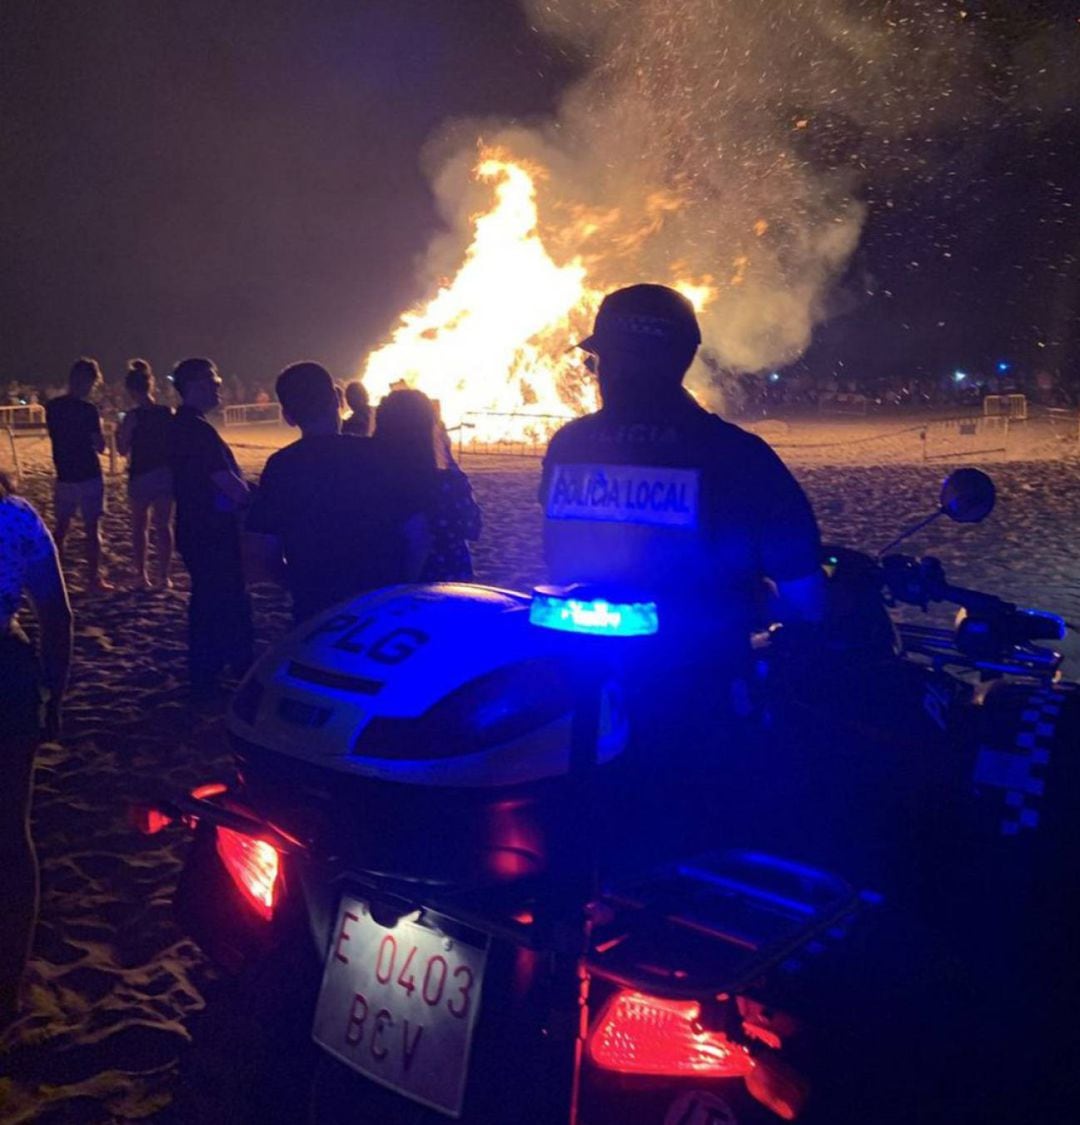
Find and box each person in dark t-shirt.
[169,357,253,693]
[244,363,429,623]
[116,359,174,589]
[44,357,111,591]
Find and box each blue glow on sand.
[529,592,659,637]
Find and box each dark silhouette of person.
[115,359,174,589]
[541,284,823,658]
[0,473,72,1027]
[168,358,253,694]
[44,357,112,591]
[244,363,429,623]
[373,389,482,582]
[341,380,371,437]
[539,285,824,852]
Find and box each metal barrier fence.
[0,403,45,427]
[223,402,283,426]
[2,428,20,481]
[920,414,1010,461]
[455,411,575,458]
[983,393,1028,420]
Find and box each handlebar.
[872,553,1065,645]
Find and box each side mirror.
[940,468,995,524]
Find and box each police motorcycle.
[141,467,1077,1124]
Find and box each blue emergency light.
[529,588,659,637]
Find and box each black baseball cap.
[575,284,702,355]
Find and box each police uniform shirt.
[539,389,821,647]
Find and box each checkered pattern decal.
[973,687,1070,836]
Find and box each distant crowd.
[39,356,482,695]
[712,365,1077,417]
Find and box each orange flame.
[360,146,721,445]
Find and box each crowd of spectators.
[715,364,1078,419]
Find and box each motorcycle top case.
[226,583,629,884]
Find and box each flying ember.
[360,146,715,447]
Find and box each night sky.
[1,0,1076,388]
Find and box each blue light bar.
[529,592,659,637]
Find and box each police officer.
[540,285,824,859]
[542,284,823,665]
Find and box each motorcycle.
[140,468,1078,1124]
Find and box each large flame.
[361,145,716,446]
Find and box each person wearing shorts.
[116,359,174,588]
[0,473,72,1027]
[45,357,111,591]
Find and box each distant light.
[768,372,781,383]
[529,592,659,637]
[997,361,1010,373]
[954,370,967,383]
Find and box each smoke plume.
[397,1,1016,386]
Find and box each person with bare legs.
[0,473,72,1029]
[116,359,174,588]
[44,357,112,592]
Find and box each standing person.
[541,284,823,654]
[341,380,371,437]
[115,359,174,589]
[169,358,253,694]
[374,389,482,582]
[44,357,112,591]
[244,363,428,623]
[0,474,72,1026]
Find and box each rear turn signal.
[215,826,280,921]
[588,991,753,1078]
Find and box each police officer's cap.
[576,284,702,355]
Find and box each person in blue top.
[0,474,72,1027]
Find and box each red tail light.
[588,990,754,1078]
[215,826,280,921]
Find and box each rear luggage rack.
[588,850,868,999]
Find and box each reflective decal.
[546,463,700,528]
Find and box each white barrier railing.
[983,393,1028,420]
[2,428,20,482]
[223,402,282,427]
[921,415,1010,461]
[0,403,45,427]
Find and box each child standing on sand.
[116,360,174,589]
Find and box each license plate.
[312,895,488,1118]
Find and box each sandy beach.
[1,416,1078,1122]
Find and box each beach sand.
[1,418,1078,1122]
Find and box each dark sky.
[1,0,1076,387]
[0,0,576,385]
